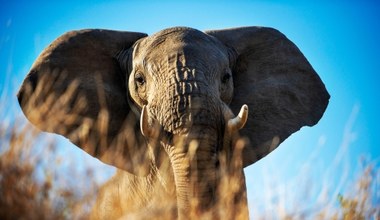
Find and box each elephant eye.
[135,72,146,86]
[221,72,231,84]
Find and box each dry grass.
[0,119,97,220]
[335,161,379,220]
[1,113,379,220]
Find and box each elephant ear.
[17,29,151,175]
[206,27,330,167]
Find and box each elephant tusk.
[140,105,153,138]
[227,104,248,133]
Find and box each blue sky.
[1,0,379,215]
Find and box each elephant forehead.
[135,27,228,64]
[149,27,214,48]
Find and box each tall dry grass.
[0,115,98,219]
[1,113,379,219]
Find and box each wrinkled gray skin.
[17,27,330,219]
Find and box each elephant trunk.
[142,95,250,218]
[141,100,223,218]
[168,103,250,219]
[141,63,226,217]
[156,94,223,218]
[167,122,222,219]
[142,102,251,219]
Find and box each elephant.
[17,26,329,219]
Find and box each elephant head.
[17,27,329,218]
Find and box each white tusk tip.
[228,104,249,133]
